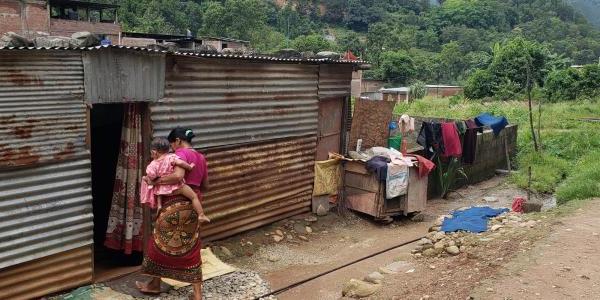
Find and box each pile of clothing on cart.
[349,147,435,199]
[417,112,509,163]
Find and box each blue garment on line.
[474,113,508,136]
[441,206,509,233]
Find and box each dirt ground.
[94,175,595,300]
[204,175,556,299]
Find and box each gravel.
[137,271,275,300]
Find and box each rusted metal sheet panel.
[0,50,93,271]
[151,57,319,149]
[0,245,92,300]
[316,97,343,160]
[0,50,87,168]
[0,158,93,269]
[83,47,166,103]
[199,136,316,241]
[318,64,353,99]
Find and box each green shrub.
[544,68,581,101]
[464,69,496,99]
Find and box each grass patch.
[394,97,600,203]
[555,151,600,204]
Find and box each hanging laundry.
[441,122,462,158]
[366,156,390,182]
[417,121,445,159]
[386,162,409,199]
[475,113,508,136]
[455,121,467,135]
[462,119,481,164]
[399,114,415,132]
[406,154,436,178]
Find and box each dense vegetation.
[104,0,600,86]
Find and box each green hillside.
[569,0,600,28]
[110,0,600,85]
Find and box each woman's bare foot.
[197,214,211,223]
[136,280,161,294]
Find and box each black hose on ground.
[252,236,424,300]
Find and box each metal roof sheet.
[0,45,368,65]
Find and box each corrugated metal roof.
[0,45,368,65]
[0,246,92,300]
[151,56,320,149]
[200,136,315,241]
[0,50,93,270]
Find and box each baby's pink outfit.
[140,153,185,208]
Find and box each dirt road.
[471,199,600,300]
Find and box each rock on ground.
[342,279,380,298]
[364,272,385,284]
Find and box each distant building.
[0,0,121,42]
[361,79,385,93]
[199,36,249,51]
[425,85,463,98]
[381,87,411,103]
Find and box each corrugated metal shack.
[0,45,364,299]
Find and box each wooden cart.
[344,160,427,221]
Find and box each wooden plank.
[345,190,379,216]
[349,99,395,150]
[405,168,428,213]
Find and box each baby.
[140,137,210,223]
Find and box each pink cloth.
[512,196,525,213]
[441,122,462,158]
[175,148,208,188]
[140,153,184,208]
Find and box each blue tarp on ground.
[441,206,509,233]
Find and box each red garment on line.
[441,122,462,158]
[407,154,436,178]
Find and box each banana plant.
[436,156,468,199]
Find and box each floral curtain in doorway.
[104,103,144,254]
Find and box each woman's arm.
[173,158,195,172]
[150,166,185,185]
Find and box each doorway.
[90,103,143,282]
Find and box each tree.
[488,37,549,90]
[464,69,496,99]
[291,34,334,53]
[379,50,417,84]
[200,0,269,41]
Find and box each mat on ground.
[441,206,509,233]
[161,248,237,288]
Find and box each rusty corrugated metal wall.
[82,48,166,103]
[318,64,353,99]
[201,136,316,241]
[151,57,319,240]
[0,50,93,295]
[151,57,319,149]
[0,246,92,300]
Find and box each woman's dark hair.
[167,127,195,143]
[151,137,171,153]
